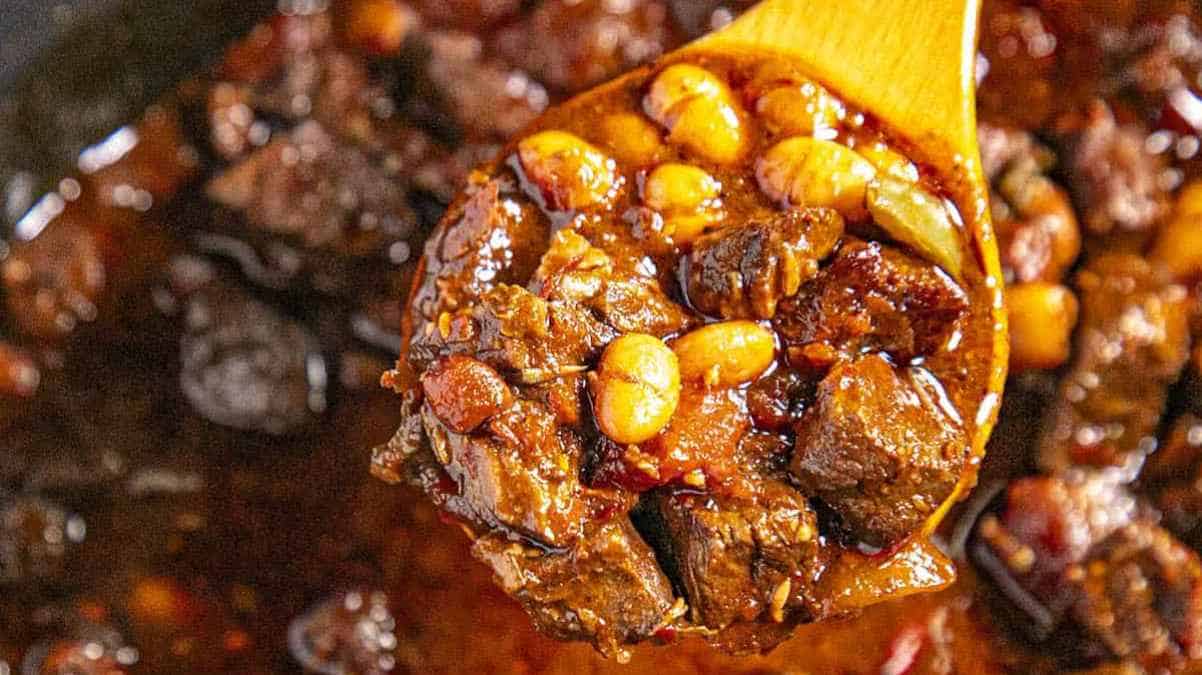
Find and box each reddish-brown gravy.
[2,1,1202,673]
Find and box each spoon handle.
[695,0,1008,532]
[694,0,982,178]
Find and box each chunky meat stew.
[4,0,1202,673]
[377,51,1000,654]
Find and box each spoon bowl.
[389,0,1009,649]
[694,0,1008,540]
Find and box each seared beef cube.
[978,474,1139,604]
[1063,101,1169,237]
[420,31,548,141]
[492,0,679,93]
[975,475,1202,663]
[1038,254,1190,474]
[774,239,968,368]
[791,353,967,549]
[472,518,674,655]
[412,283,615,379]
[1038,2,1202,121]
[256,47,390,147]
[746,369,812,433]
[409,282,617,431]
[645,481,822,633]
[207,121,416,261]
[534,229,695,337]
[2,217,105,343]
[410,177,550,323]
[173,257,327,435]
[221,10,401,148]
[421,400,587,548]
[1073,524,1202,661]
[685,208,844,320]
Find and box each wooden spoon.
[692,0,1009,603]
[403,0,1008,615]
[700,0,1007,530]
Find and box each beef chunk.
[492,0,679,93]
[534,229,695,337]
[1038,254,1191,474]
[644,481,823,635]
[410,177,550,323]
[421,399,588,548]
[287,590,399,675]
[371,388,425,486]
[253,45,391,146]
[412,283,615,383]
[791,353,967,549]
[472,518,674,655]
[1073,524,1202,661]
[207,121,417,263]
[1064,101,1170,237]
[2,218,105,342]
[420,31,548,141]
[685,208,844,320]
[173,257,327,435]
[774,239,968,369]
[974,475,1202,663]
[218,10,405,149]
[978,122,1081,284]
[409,278,618,436]
[980,474,1140,602]
[746,368,812,433]
[1039,2,1202,121]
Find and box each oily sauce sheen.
[388,50,998,657]
[1,0,1202,673]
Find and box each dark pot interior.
[0,0,272,229]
